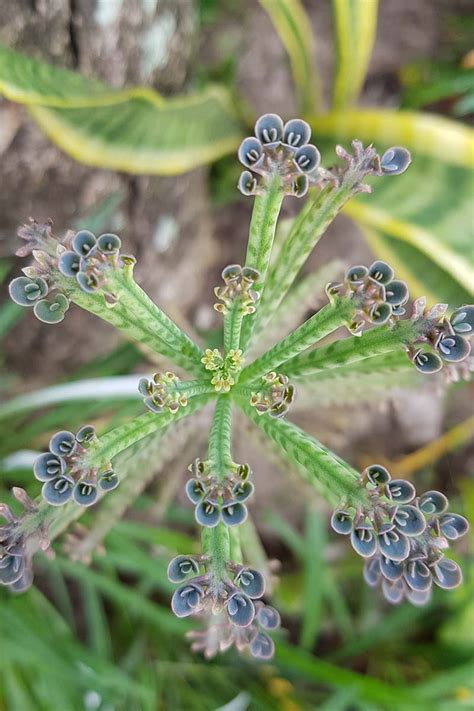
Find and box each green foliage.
[0,45,241,175]
[259,0,321,113]
[331,0,379,111]
[1,5,473,709]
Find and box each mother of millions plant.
[3,114,472,661]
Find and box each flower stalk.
[86,392,213,469]
[279,319,419,379]
[240,297,355,383]
[238,397,368,508]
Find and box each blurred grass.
[1,5,473,710]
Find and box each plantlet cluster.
[2,115,471,662]
[332,464,469,605]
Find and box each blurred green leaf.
[299,506,326,650]
[400,59,474,116]
[311,110,474,304]
[0,44,242,175]
[332,0,379,110]
[259,0,321,113]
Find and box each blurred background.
[0,1,473,709]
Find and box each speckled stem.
[240,297,354,383]
[237,398,368,508]
[279,320,419,379]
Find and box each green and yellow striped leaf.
[259,0,321,114]
[332,0,379,110]
[0,44,242,175]
[311,110,474,305]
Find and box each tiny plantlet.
[3,114,472,661]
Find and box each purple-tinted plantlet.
[72,230,97,257]
[9,566,34,593]
[9,276,48,306]
[231,481,254,502]
[382,577,405,604]
[368,260,394,285]
[75,425,96,446]
[406,588,432,607]
[171,583,205,617]
[289,174,309,197]
[282,118,311,147]
[167,555,200,583]
[294,144,320,173]
[370,302,392,325]
[346,265,368,284]
[235,568,265,599]
[436,334,471,362]
[380,147,412,175]
[404,559,432,592]
[431,558,462,590]
[256,605,281,630]
[226,592,255,627]
[438,513,469,540]
[255,113,284,144]
[97,233,121,254]
[363,557,381,587]
[380,555,404,581]
[450,305,474,335]
[42,475,74,506]
[76,271,100,293]
[385,280,409,306]
[49,430,76,457]
[385,479,416,503]
[418,490,448,515]
[98,469,119,491]
[73,481,98,507]
[238,137,263,168]
[331,510,353,535]
[34,293,70,324]
[351,525,377,558]
[393,505,426,536]
[0,553,25,585]
[377,524,410,561]
[412,349,443,374]
[195,500,220,528]
[250,632,275,660]
[33,452,65,482]
[58,250,80,276]
[238,170,259,196]
[221,501,247,526]
[185,478,207,504]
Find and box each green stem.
[223,300,245,353]
[86,392,213,468]
[228,526,243,565]
[59,268,204,377]
[248,181,357,344]
[279,320,418,379]
[18,398,212,548]
[240,175,285,351]
[113,269,203,366]
[239,516,273,593]
[200,396,235,581]
[240,298,354,383]
[201,525,231,582]
[245,175,285,276]
[237,398,368,508]
[207,395,233,479]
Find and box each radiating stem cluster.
[3,113,471,663]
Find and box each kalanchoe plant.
[2,114,471,662]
